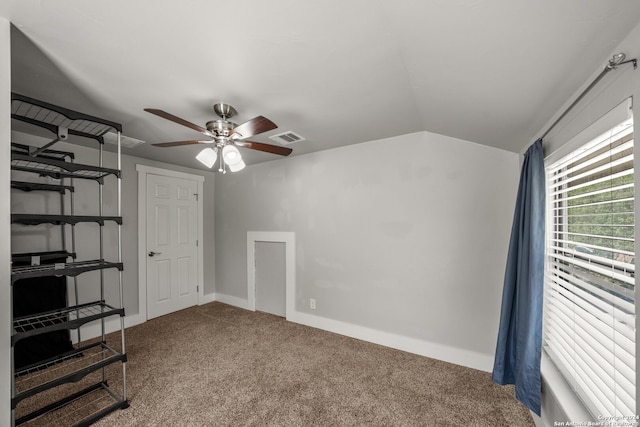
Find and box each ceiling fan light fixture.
[196,147,217,168]
[222,144,243,166]
[145,104,290,169]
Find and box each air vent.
[103,131,146,149]
[269,131,306,146]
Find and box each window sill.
[540,351,594,424]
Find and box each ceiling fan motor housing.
[206,120,236,137]
[207,103,238,138]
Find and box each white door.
[146,173,198,319]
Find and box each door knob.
[148,251,162,257]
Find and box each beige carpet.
[21,302,534,426]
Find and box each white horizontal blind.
[545,116,635,418]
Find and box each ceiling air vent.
[269,131,306,146]
[103,131,146,149]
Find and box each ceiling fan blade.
[152,140,205,148]
[231,116,277,139]
[144,108,213,136]
[236,140,292,156]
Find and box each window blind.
[544,115,636,418]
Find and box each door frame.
[247,231,295,320]
[137,164,205,321]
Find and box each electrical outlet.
[310,298,316,310]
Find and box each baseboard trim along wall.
[74,293,493,373]
[212,293,250,310]
[201,292,217,305]
[213,293,494,372]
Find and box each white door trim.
[137,164,205,321]
[247,231,295,320]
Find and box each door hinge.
[193,193,199,201]
[196,240,199,247]
[197,285,199,292]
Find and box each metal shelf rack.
[9,93,128,426]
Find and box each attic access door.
[247,232,295,320]
[254,241,286,317]
[137,165,204,321]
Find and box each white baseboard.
[200,292,217,305]
[212,293,250,310]
[212,293,493,372]
[77,293,493,373]
[289,311,494,372]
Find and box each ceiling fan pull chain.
[218,151,225,174]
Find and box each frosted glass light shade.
[196,147,217,168]
[228,159,246,172]
[222,144,242,166]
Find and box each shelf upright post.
[10,268,15,427]
[99,142,105,303]
[55,148,79,346]
[69,155,81,345]
[98,142,107,386]
[59,167,66,252]
[117,130,128,402]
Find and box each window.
[544,112,635,418]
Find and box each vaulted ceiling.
[2,1,640,169]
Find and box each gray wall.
[1,16,11,425]
[10,132,217,318]
[216,130,519,361]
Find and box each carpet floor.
[19,302,534,426]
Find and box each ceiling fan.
[144,103,292,172]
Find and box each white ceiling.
[2,0,640,170]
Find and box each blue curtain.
[492,139,545,416]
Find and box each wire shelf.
[12,301,124,345]
[11,93,122,142]
[11,260,123,283]
[15,381,128,426]
[11,180,75,194]
[13,341,126,408]
[11,142,74,161]
[11,153,120,181]
[12,214,122,226]
[12,251,76,264]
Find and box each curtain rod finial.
[608,53,626,70]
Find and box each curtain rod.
[539,53,637,141]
